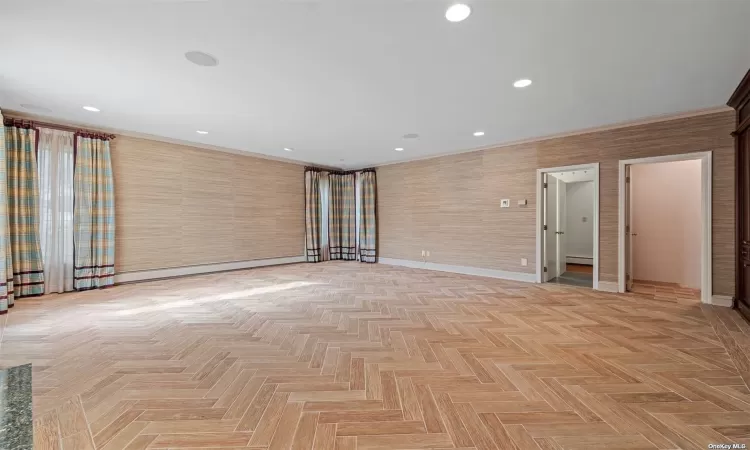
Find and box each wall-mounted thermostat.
[501,199,510,208]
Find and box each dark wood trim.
[736,116,750,135]
[3,116,116,140]
[74,131,116,141]
[729,69,750,110]
[739,298,750,325]
[732,116,750,312]
[305,166,376,175]
[730,68,750,321]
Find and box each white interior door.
[625,165,634,291]
[557,178,567,276]
[546,175,559,280]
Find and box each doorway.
[536,164,599,289]
[619,152,712,304]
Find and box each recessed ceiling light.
[283,147,293,152]
[196,130,209,134]
[403,133,419,140]
[513,79,532,88]
[395,148,404,152]
[185,51,219,67]
[473,131,485,137]
[446,4,471,22]
[82,106,100,112]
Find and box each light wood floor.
[631,280,702,302]
[2,261,750,449]
[564,264,593,275]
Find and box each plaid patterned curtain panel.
[0,112,13,313]
[73,135,115,290]
[358,170,377,263]
[305,170,322,262]
[329,173,356,261]
[5,123,45,298]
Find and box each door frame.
[617,151,712,304]
[536,163,600,289]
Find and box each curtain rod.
[3,116,116,140]
[305,166,376,174]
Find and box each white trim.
[6,106,731,172]
[2,110,339,169]
[566,256,594,265]
[536,163,600,290]
[618,151,713,304]
[597,281,619,293]
[114,256,306,284]
[711,295,734,308]
[375,107,730,169]
[378,258,536,283]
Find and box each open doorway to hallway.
[626,160,702,300]
[619,152,712,304]
[537,163,599,289]
[545,170,596,287]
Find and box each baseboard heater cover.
[566,256,594,265]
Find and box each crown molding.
[375,105,733,169]
[728,69,750,110]
[0,108,331,168]
[2,105,732,172]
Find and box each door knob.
[631,233,638,237]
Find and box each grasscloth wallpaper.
[377,111,736,296]
[111,136,304,273]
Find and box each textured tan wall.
[111,136,305,272]
[378,111,736,296]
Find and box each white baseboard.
[566,256,594,265]
[597,281,619,293]
[378,258,536,283]
[114,256,306,284]
[710,295,734,308]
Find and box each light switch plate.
[500,199,510,208]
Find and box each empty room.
[2,1,750,450]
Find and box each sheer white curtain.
[37,128,75,293]
[319,172,330,261]
[355,172,362,261]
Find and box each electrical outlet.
[421,250,426,257]
[521,258,528,267]
[500,199,510,208]
[426,251,430,257]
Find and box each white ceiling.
[1,0,749,169]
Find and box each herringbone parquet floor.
[2,261,750,449]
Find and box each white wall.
[565,181,594,262]
[630,159,702,288]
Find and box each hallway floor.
[549,264,594,288]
